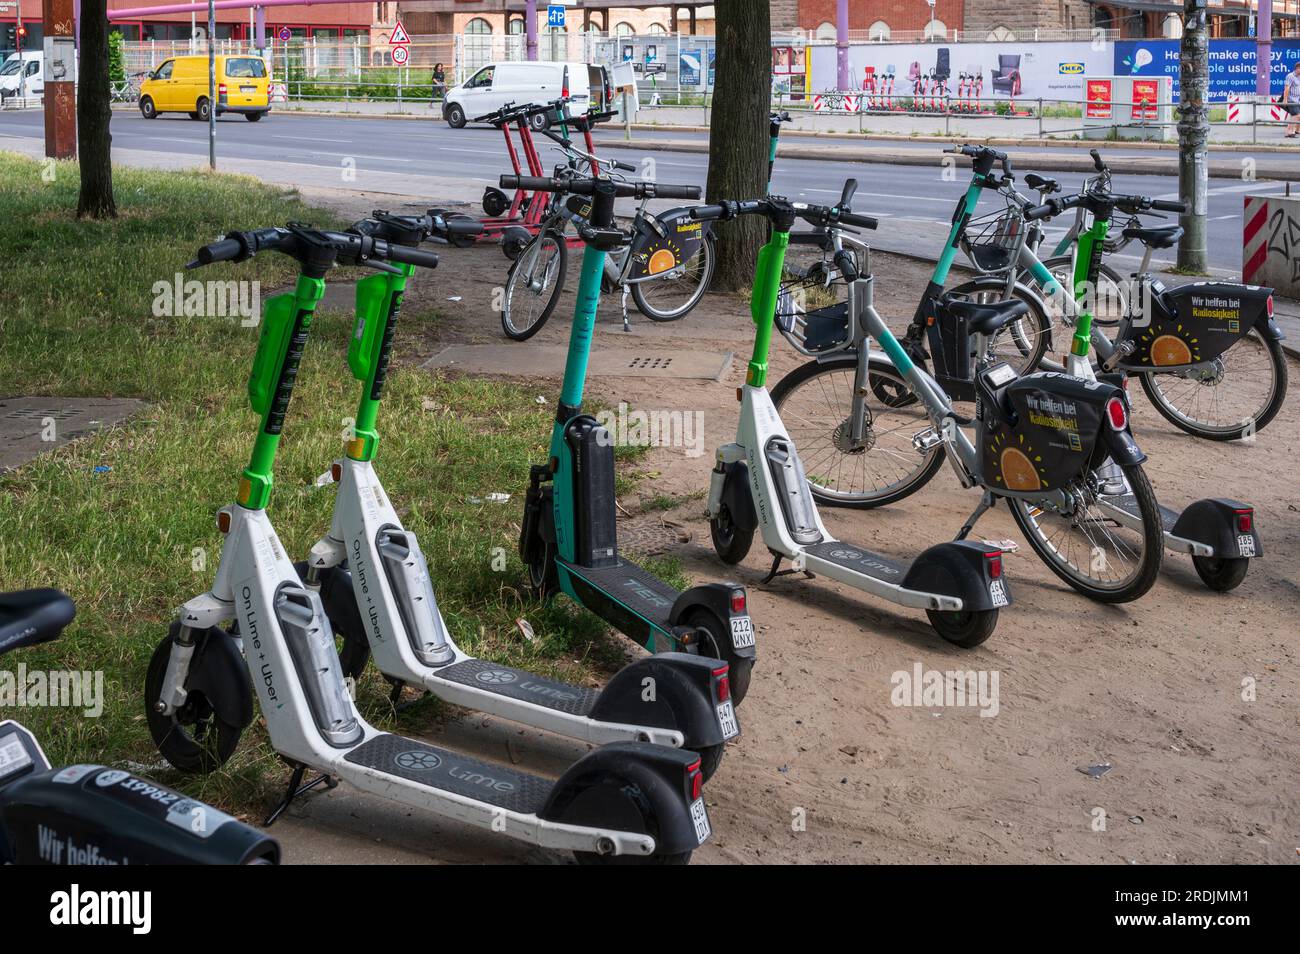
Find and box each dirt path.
[284,187,1298,865]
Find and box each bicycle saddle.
[0,589,75,655]
[1121,224,1182,249]
[941,295,1029,336]
[1023,173,1059,194]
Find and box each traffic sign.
[389,20,410,45]
[547,5,566,28]
[391,45,409,66]
[277,26,292,42]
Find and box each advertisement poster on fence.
[808,41,1110,100]
[1114,39,1300,99]
[679,50,702,88]
[1086,79,1113,118]
[1132,78,1159,119]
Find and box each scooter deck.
[559,557,676,629]
[804,541,909,580]
[1101,494,1213,556]
[345,733,552,813]
[433,659,600,717]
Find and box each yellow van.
[139,55,271,122]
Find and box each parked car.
[442,60,610,129]
[139,54,271,122]
[0,51,44,102]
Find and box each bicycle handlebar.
[499,174,700,201]
[690,198,877,232]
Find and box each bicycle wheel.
[501,230,567,341]
[769,352,945,509]
[1137,330,1288,441]
[945,276,1053,374]
[631,234,716,321]
[1007,461,1163,603]
[1039,255,1129,328]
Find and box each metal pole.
[835,0,848,90]
[207,0,215,169]
[1177,0,1208,272]
[526,0,538,61]
[1256,0,1273,98]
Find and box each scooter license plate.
[716,700,739,740]
[1237,534,1257,557]
[690,797,711,844]
[729,615,755,649]
[989,579,1009,608]
[0,733,32,775]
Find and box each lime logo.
[1059,63,1085,75]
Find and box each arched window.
[464,17,493,72]
[814,21,836,41]
[924,19,947,41]
[647,23,667,35]
[986,26,1016,41]
[868,20,890,41]
[507,17,525,35]
[615,22,636,37]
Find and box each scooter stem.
[348,264,414,461]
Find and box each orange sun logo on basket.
[1139,322,1199,367]
[988,431,1048,491]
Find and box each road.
[1,109,1284,273]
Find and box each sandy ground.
[268,186,1298,865]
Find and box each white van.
[442,60,610,129]
[0,51,44,102]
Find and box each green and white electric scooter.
[302,210,740,779]
[505,172,759,704]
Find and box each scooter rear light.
[729,590,746,614]
[1235,508,1253,533]
[1266,294,1274,318]
[1105,396,1127,431]
[686,758,703,800]
[713,664,730,703]
[985,552,1002,579]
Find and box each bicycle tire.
[502,230,568,341]
[632,234,716,322]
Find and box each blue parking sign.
[547,4,566,27]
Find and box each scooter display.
[302,210,739,780]
[698,191,1012,647]
[145,223,715,864]
[0,589,281,865]
[507,172,759,703]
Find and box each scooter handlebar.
[500,174,699,200]
[386,244,441,269]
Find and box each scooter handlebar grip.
[614,160,638,172]
[196,236,245,265]
[690,204,728,221]
[443,218,484,236]
[839,211,878,230]
[387,244,440,269]
[501,175,562,192]
[653,184,703,200]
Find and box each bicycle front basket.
[960,202,1027,274]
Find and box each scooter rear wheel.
[1192,555,1249,592]
[688,608,751,707]
[144,626,243,774]
[926,608,997,648]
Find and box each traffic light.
[4,25,16,50]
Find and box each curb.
[592,135,1300,181]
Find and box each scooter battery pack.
[565,416,618,567]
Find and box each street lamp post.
[927,0,936,42]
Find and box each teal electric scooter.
[506,171,758,704]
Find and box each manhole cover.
[627,355,673,371]
[423,346,731,381]
[620,517,692,558]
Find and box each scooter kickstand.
[621,285,631,332]
[760,553,814,585]
[955,491,996,541]
[264,762,337,827]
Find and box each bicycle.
[500,154,715,340]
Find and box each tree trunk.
[77,0,116,219]
[706,0,770,292]
[1176,0,1207,272]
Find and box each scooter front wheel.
[709,503,754,565]
[926,608,997,648]
[144,626,244,774]
[688,608,752,707]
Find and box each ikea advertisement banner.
[808,41,1111,99]
[1114,39,1300,100]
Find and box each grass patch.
[0,153,643,812]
